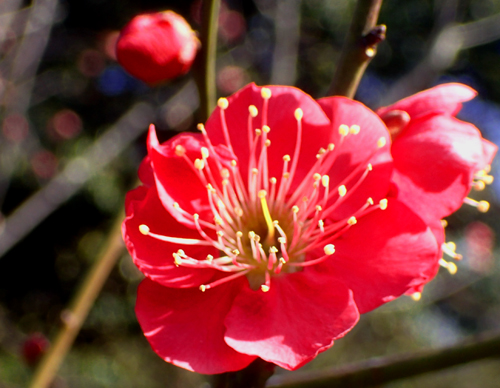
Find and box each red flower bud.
[22,333,49,367]
[116,11,200,85]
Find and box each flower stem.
[266,329,500,388]
[28,214,125,388]
[213,358,276,388]
[327,0,385,98]
[194,0,221,122]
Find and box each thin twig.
[267,329,500,388]
[194,0,220,121]
[327,0,385,98]
[28,214,125,388]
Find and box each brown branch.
[327,0,385,98]
[267,329,500,388]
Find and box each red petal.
[136,278,255,374]
[224,271,359,370]
[317,96,393,220]
[205,83,332,191]
[320,199,439,313]
[377,83,477,119]
[123,185,217,288]
[391,115,486,223]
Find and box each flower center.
[139,87,389,292]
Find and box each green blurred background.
[0,0,499,387]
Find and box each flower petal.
[377,83,477,119]
[321,199,439,313]
[224,271,359,370]
[205,83,332,192]
[391,115,487,223]
[123,185,217,288]
[136,278,255,374]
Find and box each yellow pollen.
[292,205,299,213]
[316,205,322,212]
[206,183,216,193]
[377,137,387,148]
[232,249,240,256]
[252,168,259,175]
[313,173,321,181]
[339,124,349,136]
[139,224,150,235]
[446,241,456,251]
[411,292,422,301]
[283,155,291,162]
[278,237,286,243]
[367,163,373,171]
[214,216,223,225]
[249,105,258,117]
[197,123,205,131]
[324,244,335,255]
[261,285,270,292]
[279,258,286,264]
[206,255,213,262]
[255,129,262,136]
[350,125,360,134]
[270,246,278,253]
[367,197,374,205]
[348,216,357,225]
[328,143,335,151]
[366,47,376,57]
[265,139,271,147]
[177,249,185,256]
[261,87,272,99]
[294,108,303,120]
[231,160,237,167]
[283,172,290,179]
[201,147,209,158]
[235,207,243,217]
[199,285,207,292]
[318,148,326,155]
[193,213,199,220]
[441,219,448,228]
[236,231,243,238]
[220,168,230,178]
[270,177,277,184]
[262,125,270,133]
[194,159,204,170]
[248,231,256,239]
[258,190,275,242]
[173,202,180,209]
[473,181,486,191]
[216,231,224,237]
[478,200,490,213]
[173,254,182,266]
[302,196,309,202]
[175,145,186,156]
[379,199,388,210]
[338,185,347,197]
[322,175,329,187]
[218,97,229,110]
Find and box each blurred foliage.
[0,0,499,387]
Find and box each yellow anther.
[214,216,223,225]
[324,244,336,255]
[248,231,255,239]
[197,123,205,131]
[173,202,180,209]
[367,197,374,205]
[294,108,303,120]
[177,249,185,256]
[473,181,486,191]
[278,237,286,244]
[411,292,422,301]
[446,241,456,251]
[261,285,270,292]
[316,205,322,212]
[216,231,224,237]
[350,125,360,134]
[194,158,204,170]
[377,137,387,148]
[173,254,182,266]
[252,168,259,175]
[321,175,329,187]
[302,196,309,202]
[366,47,376,57]
[447,261,458,275]
[261,87,272,99]
[367,163,373,171]
[218,97,229,110]
[265,139,271,147]
[273,220,279,225]
[201,147,209,159]
[139,224,150,235]
[255,129,262,136]
[279,258,286,264]
[270,246,278,253]
[317,147,326,155]
[232,249,240,256]
[249,105,258,117]
[262,125,270,133]
[175,145,186,157]
[231,160,237,167]
[313,173,321,181]
[258,190,267,198]
[283,172,290,179]
[206,255,213,262]
[235,207,243,217]
[441,219,448,228]
[236,231,243,238]
[193,213,199,220]
[379,199,388,210]
[206,183,215,192]
[270,177,277,184]
[318,219,324,229]
[478,200,490,213]
[338,185,347,197]
[220,168,230,178]
[199,285,207,292]
[283,155,291,162]
[328,143,335,151]
[339,124,349,136]
[348,216,357,225]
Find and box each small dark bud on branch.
[362,24,386,48]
